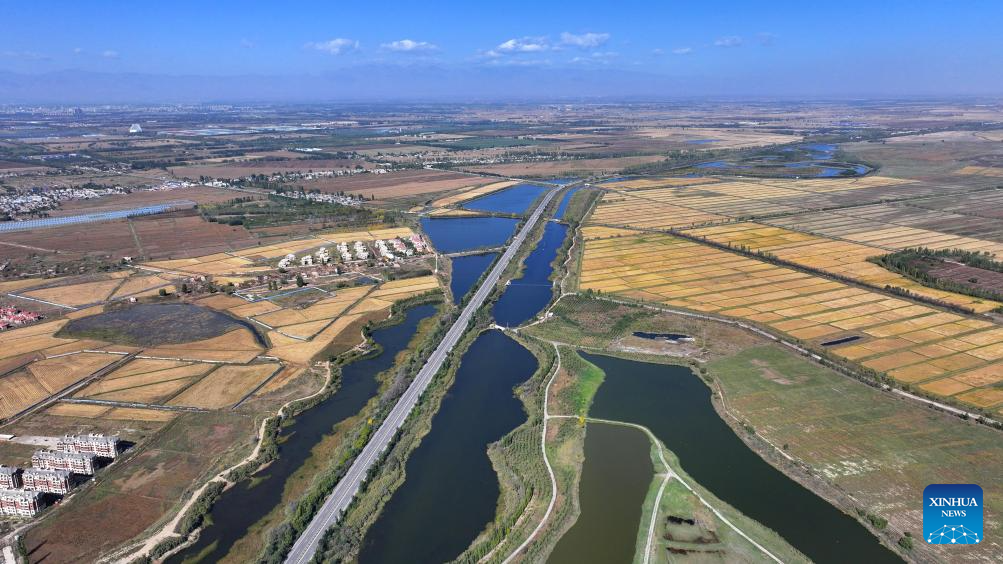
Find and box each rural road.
[284,186,561,564]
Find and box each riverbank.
[522,294,1003,563]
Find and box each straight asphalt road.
[285,186,560,564]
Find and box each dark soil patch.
[57,303,253,346]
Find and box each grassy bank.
[522,293,1003,563]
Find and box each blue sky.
[2,1,1003,100]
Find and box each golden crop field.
[587,177,920,231]
[599,176,720,191]
[768,205,1003,255]
[77,362,213,399]
[588,192,726,230]
[682,222,1003,312]
[579,232,1003,410]
[168,363,278,409]
[430,180,518,207]
[0,371,51,420]
[956,165,1003,178]
[27,353,118,393]
[142,328,263,364]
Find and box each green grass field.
[708,345,1003,562]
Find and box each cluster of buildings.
[275,236,430,271]
[0,305,42,331]
[0,434,120,518]
[270,189,362,207]
[0,186,125,219]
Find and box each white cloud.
[381,39,438,52]
[102,50,119,59]
[306,38,360,55]
[495,37,549,54]
[714,36,743,48]
[651,48,664,56]
[559,32,610,49]
[240,38,255,49]
[72,47,83,55]
[672,47,693,55]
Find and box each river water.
[581,353,901,564]
[359,208,567,563]
[165,304,438,564]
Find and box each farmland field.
[578,232,1003,412]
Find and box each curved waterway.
[165,304,438,564]
[358,330,538,563]
[548,423,653,564]
[581,353,901,564]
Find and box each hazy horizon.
[3,0,1003,103]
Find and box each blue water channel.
[461,183,548,214]
[361,210,568,563]
[554,187,583,219]
[494,221,567,327]
[449,253,497,305]
[358,330,539,563]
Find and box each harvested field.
[45,402,111,418]
[27,352,118,392]
[768,203,1003,254]
[0,370,50,420]
[0,213,257,264]
[588,176,925,229]
[430,180,517,207]
[296,169,480,199]
[82,375,202,404]
[76,362,214,399]
[105,407,177,421]
[682,222,1002,312]
[578,232,1003,410]
[22,279,122,307]
[168,363,278,408]
[142,327,263,364]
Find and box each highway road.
[285,186,561,564]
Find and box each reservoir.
[581,353,901,564]
[548,423,653,564]
[165,304,438,564]
[420,216,518,254]
[358,330,538,563]
[461,183,548,214]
